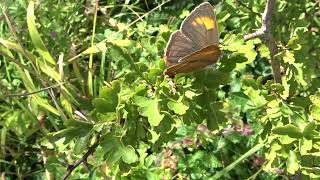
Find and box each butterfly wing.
[164,2,221,76]
[165,45,221,76]
[164,31,198,66]
[181,2,219,48]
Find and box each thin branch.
[61,135,101,180]
[1,78,79,98]
[243,28,265,41]
[243,0,281,83]
[244,0,274,41]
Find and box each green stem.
[210,142,265,179]
[88,0,99,96]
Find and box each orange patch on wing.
[191,16,215,30]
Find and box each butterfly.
[164,2,221,76]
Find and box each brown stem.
[244,0,281,83]
[61,135,100,180]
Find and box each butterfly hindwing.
[165,45,221,76]
[163,2,221,76]
[164,31,197,66]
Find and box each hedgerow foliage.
[0,0,320,179]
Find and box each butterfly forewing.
[163,2,221,76]
[181,2,219,48]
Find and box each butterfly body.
[164,2,220,76]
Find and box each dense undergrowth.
[0,0,320,179]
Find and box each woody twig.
[61,135,100,180]
[244,0,281,83]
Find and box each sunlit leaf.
[167,101,189,115]
[27,1,55,65]
[133,96,164,126]
[287,150,299,174]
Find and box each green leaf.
[207,102,225,130]
[38,58,60,81]
[303,122,318,138]
[93,81,121,113]
[92,98,115,113]
[185,90,199,99]
[301,139,312,155]
[244,87,267,108]
[0,39,36,62]
[272,124,303,139]
[222,34,257,69]
[15,66,60,115]
[194,70,230,88]
[82,42,107,54]
[110,39,135,47]
[73,135,90,155]
[167,101,189,115]
[27,1,55,65]
[279,135,296,145]
[99,136,138,165]
[310,105,320,121]
[310,92,320,105]
[283,50,295,64]
[121,145,138,164]
[49,126,91,145]
[310,92,320,121]
[258,44,270,58]
[287,150,299,174]
[133,96,164,126]
[229,92,250,110]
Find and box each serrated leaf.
[133,96,164,126]
[309,93,320,121]
[223,34,244,50]
[229,92,250,110]
[194,70,230,88]
[100,136,137,165]
[105,148,123,165]
[167,101,189,115]
[238,40,257,65]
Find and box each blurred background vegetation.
[0,0,320,179]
